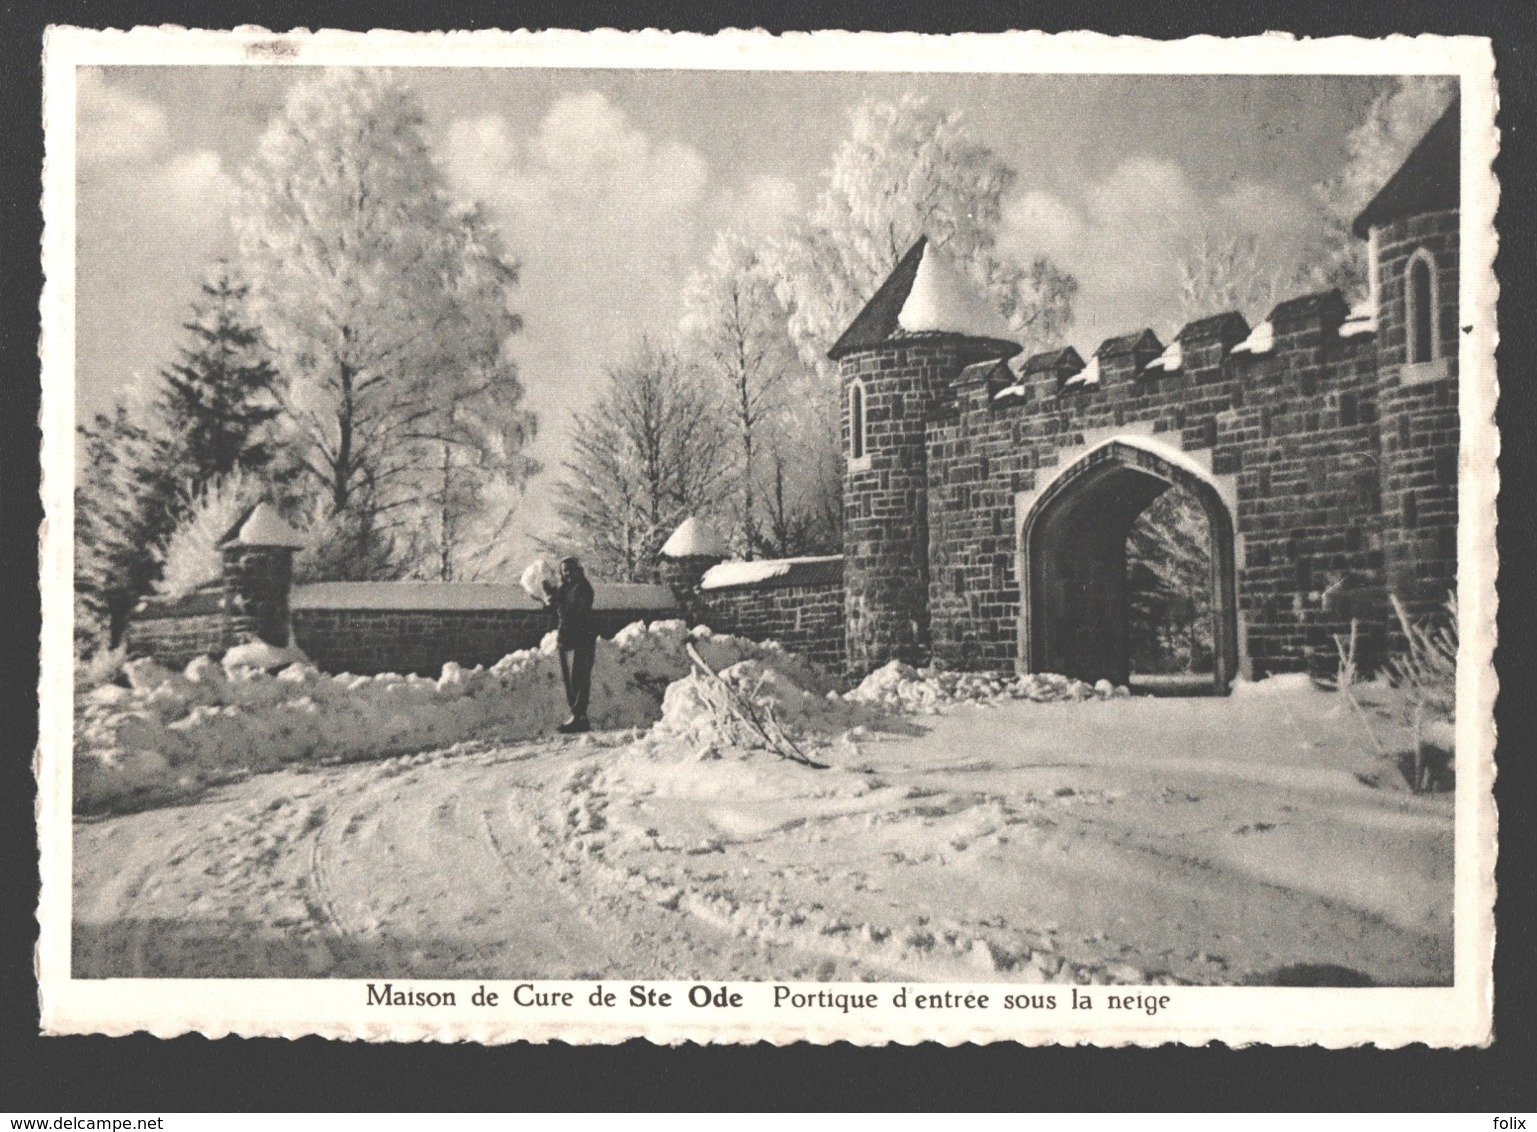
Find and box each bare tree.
[545,339,729,581]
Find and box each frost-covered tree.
[233,70,535,578]
[1176,228,1304,329]
[748,95,1075,555]
[1311,77,1458,298]
[545,339,729,582]
[154,470,267,601]
[772,94,1077,375]
[1126,487,1214,675]
[681,233,808,559]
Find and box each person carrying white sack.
[524,556,598,734]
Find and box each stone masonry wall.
[696,579,846,672]
[221,545,295,647]
[841,339,970,676]
[1374,209,1460,630]
[927,292,1393,679]
[290,606,670,677]
[127,585,230,669]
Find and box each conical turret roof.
[827,237,1021,361]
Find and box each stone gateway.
[833,100,1460,688]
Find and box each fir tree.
[74,401,180,647]
[75,266,286,650]
[156,262,281,479]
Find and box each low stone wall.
[696,559,846,672]
[126,581,680,677]
[125,570,850,680]
[126,586,231,670]
[287,583,679,676]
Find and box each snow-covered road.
[73,684,1454,986]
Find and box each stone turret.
[1354,97,1461,628]
[219,502,306,650]
[828,236,1020,675]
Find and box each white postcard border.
[37,25,1500,1047]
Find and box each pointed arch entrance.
[1019,440,1239,694]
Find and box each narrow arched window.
[849,380,867,460]
[1406,249,1437,365]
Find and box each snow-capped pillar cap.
[659,515,728,559]
[220,502,306,549]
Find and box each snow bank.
[1230,672,1315,697]
[223,640,311,672]
[847,661,1126,713]
[655,659,871,754]
[73,620,834,813]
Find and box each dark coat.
[544,572,598,649]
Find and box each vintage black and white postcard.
[37,27,1498,1045]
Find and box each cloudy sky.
[75,66,1392,564]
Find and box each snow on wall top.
[659,516,729,559]
[226,502,306,548]
[896,242,1014,342]
[291,581,678,612]
[700,556,843,591]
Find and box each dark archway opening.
[1022,443,1238,695]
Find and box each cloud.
[77,67,172,165]
[441,92,723,568]
[74,72,236,427]
[708,174,801,240]
[1000,157,1318,351]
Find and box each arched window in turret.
[849,379,867,460]
[1406,248,1438,365]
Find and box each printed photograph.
[67,61,1464,989]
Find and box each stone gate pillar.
[219,503,306,648]
[657,515,727,624]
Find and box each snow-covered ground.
[72,632,1452,986]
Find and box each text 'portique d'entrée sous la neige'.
[363,982,1174,1016]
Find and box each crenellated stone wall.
[924,291,1393,681]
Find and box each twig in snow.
[684,642,828,770]
[1333,618,1388,757]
